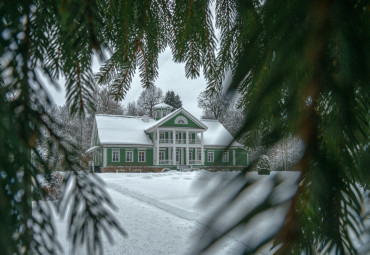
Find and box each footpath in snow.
[54,170,300,255]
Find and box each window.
[159,151,165,161]
[174,116,188,124]
[138,151,146,162]
[159,133,165,141]
[222,151,229,162]
[112,150,120,162]
[126,151,133,162]
[208,152,214,162]
[189,151,192,160]
[198,150,202,160]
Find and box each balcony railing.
[189,160,202,165]
[158,160,174,165]
[175,139,187,144]
[158,138,201,144]
[159,139,173,144]
[188,139,201,144]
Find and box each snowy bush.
[257,155,271,175]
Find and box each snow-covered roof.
[95,115,155,145]
[85,146,100,154]
[200,119,243,147]
[94,113,242,148]
[153,103,172,109]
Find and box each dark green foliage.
[197,0,370,254]
[1,0,369,254]
[0,1,125,254]
[164,90,182,110]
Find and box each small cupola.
[153,103,173,120]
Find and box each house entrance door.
[176,148,183,165]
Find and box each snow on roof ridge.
[96,114,153,119]
[153,102,172,108]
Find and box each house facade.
[87,103,248,172]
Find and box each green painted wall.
[203,148,248,167]
[100,146,247,168]
[94,136,101,146]
[160,113,202,128]
[105,148,153,166]
[235,148,248,166]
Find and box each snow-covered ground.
[53,170,300,255]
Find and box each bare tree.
[137,86,163,117]
[126,101,143,116]
[222,103,245,136]
[95,85,124,115]
[198,90,229,122]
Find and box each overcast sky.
[47,47,207,119]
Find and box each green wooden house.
[87,103,248,172]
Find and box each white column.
[201,132,204,165]
[233,150,236,166]
[186,130,189,165]
[172,130,176,165]
[156,129,159,165]
[103,148,107,167]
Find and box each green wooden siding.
[235,148,248,166]
[203,148,248,167]
[94,136,101,146]
[106,148,153,166]
[99,146,247,167]
[159,113,202,128]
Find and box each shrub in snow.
[33,172,64,200]
[257,155,271,175]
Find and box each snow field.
[54,170,300,254]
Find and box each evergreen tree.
[0,1,368,255]
[164,90,182,110]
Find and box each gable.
[159,112,203,129]
[145,108,207,132]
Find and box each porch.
[153,128,205,166]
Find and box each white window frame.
[112,150,120,162]
[222,151,229,162]
[208,151,214,162]
[159,150,165,161]
[138,151,146,162]
[126,150,133,162]
[174,116,188,125]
